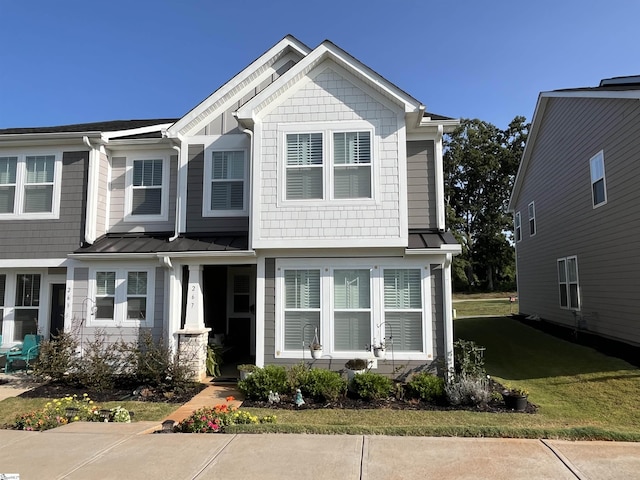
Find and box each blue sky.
[1,0,637,130]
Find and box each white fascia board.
[508,94,548,212]
[102,123,174,140]
[157,251,257,261]
[0,133,102,148]
[236,42,423,120]
[542,89,640,100]
[0,258,69,268]
[418,118,460,133]
[68,253,160,261]
[168,36,311,137]
[404,244,462,256]
[253,237,407,249]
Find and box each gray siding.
[431,265,443,363]
[514,96,640,346]
[108,154,178,233]
[185,144,249,233]
[0,150,87,259]
[407,140,437,229]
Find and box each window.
[528,202,536,236]
[383,269,423,351]
[91,269,154,326]
[0,153,60,218]
[132,159,163,215]
[283,269,320,350]
[125,154,169,221]
[514,212,521,242]
[286,133,323,200]
[333,131,371,199]
[333,269,371,351]
[590,151,607,207]
[276,260,429,358]
[14,273,40,341]
[558,257,579,309]
[202,149,248,216]
[0,274,5,337]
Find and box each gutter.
[169,142,181,241]
[82,136,101,244]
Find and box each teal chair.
[4,334,43,373]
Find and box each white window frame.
[202,148,249,217]
[0,150,62,220]
[279,121,377,206]
[124,152,170,222]
[557,256,580,310]
[590,150,607,208]
[88,267,155,327]
[528,201,536,237]
[274,258,431,361]
[514,212,521,243]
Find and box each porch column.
[177,264,210,381]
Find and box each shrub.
[75,331,124,391]
[406,372,445,403]
[453,339,486,378]
[445,374,491,406]
[33,333,79,382]
[350,372,394,401]
[175,397,276,433]
[238,365,289,400]
[299,368,346,402]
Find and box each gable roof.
[235,39,424,126]
[0,119,177,135]
[168,35,311,137]
[509,76,640,211]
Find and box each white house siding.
[514,96,640,346]
[257,63,403,245]
[95,151,109,238]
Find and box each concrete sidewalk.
[0,424,639,479]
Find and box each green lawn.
[453,299,519,317]
[240,317,640,440]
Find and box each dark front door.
[50,284,65,339]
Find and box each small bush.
[453,339,486,378]
[445,374,490,406]
[75,331,123,391]
[238,365,289,400]
[33,333,79,381]
[406,373,445,403]
[350,372,394,401]
[299,368,347,402]
[175,397,276,433]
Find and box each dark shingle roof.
[423,112,455,121]
[0,119,178,135]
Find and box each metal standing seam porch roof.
[407,230,459,250]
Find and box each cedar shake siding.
[185,144,249,233]
[407,140,437,229]
[514,96,640,346]
[0,150,87,259]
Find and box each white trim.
[102,123,174,140]
[123,151,171,222]
[397,118,409,242]
[542,90,640,100]
[254,237,407,249]
[434,125,446,231]
[0,149,63,220]
[83,137,100,244]
[0,258,67,268]
[255,257,265,367]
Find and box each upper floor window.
[0,153,61,219]
[590,151,607,208]
[528,201,536,236]
[514,212,521,242]
[282,123,374,202]
[125,153,169,221]
[203,150,248,216]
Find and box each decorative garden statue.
[268,390,280,404]
[295,388,305,407]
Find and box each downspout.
[169,144,181,241]
[82,136,99,245]
[434,124,446,231]
[241,127,254,249]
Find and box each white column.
[184,264,205,330]
[442,253,455,379]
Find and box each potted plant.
[501,386,529,411]
[371,338,386,359]
[237,364,257,381]
[309,342,323,359]
[345,358,368,382]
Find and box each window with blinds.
[0,154,58,217]
[132,159,163,216]
[0,157,17,214]
[284,269,320,350]
[333,131,371,199]
[96,271,116,320]
[92,269,154,325]
[210,151,245,211]
[286,133,323,199]
[127,272,148,320]
[334,269,371,351]
[14,273,41,341]
[383,269,423,351]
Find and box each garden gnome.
[268,390,280,404]
[295,388,305,407]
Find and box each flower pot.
[239,370,253,381]
[346,368,366,382]
[502,392,528,411]
[310,347,323,359]
[373,347,386,359]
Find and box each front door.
[226,267,256,360]
[49,284,65,339]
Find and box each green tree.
[444,116,528,291]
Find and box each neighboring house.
[0,35,460,378]
[509,75,640,348]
